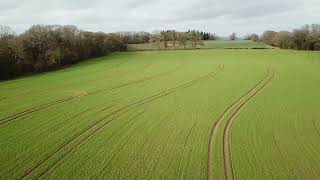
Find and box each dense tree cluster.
[0,25,127,80]
[261,24,320,50]
[199,31,216,40]
[149,30,204,49]
[118,31,151,44]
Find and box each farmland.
[0,48,320,179]
[202,40,267,49]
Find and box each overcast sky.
[1,0,320,36]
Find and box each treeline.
[4,23,319,80]
[0,25,214,79]
[261,24,320,50]
[118,31,151,44]
[0,25,127,80]
[118,30,215,45]
[149,30,204,49]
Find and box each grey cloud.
[0,0,319,36]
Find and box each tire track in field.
[1,59,129,101]
[313,119,320,137]
[0,64,185,126]
[177,122,198,179]
[36,65,224,179]
[124,115,170,175]
[125,136,152,169]
[89,63,185,95]
[94,111,152,177]
[0,97,76,125]
[272,135,296,177]
[18,106,114,179]
[44,110,146,178]
[102,57,157,81]
[4,105,113,170]
[272,135,286,160]
[207,69,271,180]
[4,58,156,101]
[222,69,274,180]
[74,110,147,173]
[20,64,224,179]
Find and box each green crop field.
[0,49,320,179]
[202,40,267,49]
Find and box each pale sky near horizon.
[1,0,320,36]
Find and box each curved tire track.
[0,64,185,126]
[207,69,271,180]
[21,64,224,179]
[222,69,274,180]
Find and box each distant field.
[202,40,267,49]
[0,49,320,179]
[127,40,267,51]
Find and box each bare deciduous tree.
[229,32,237,40]
[178,32,188,49]
[189,31,202,48]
